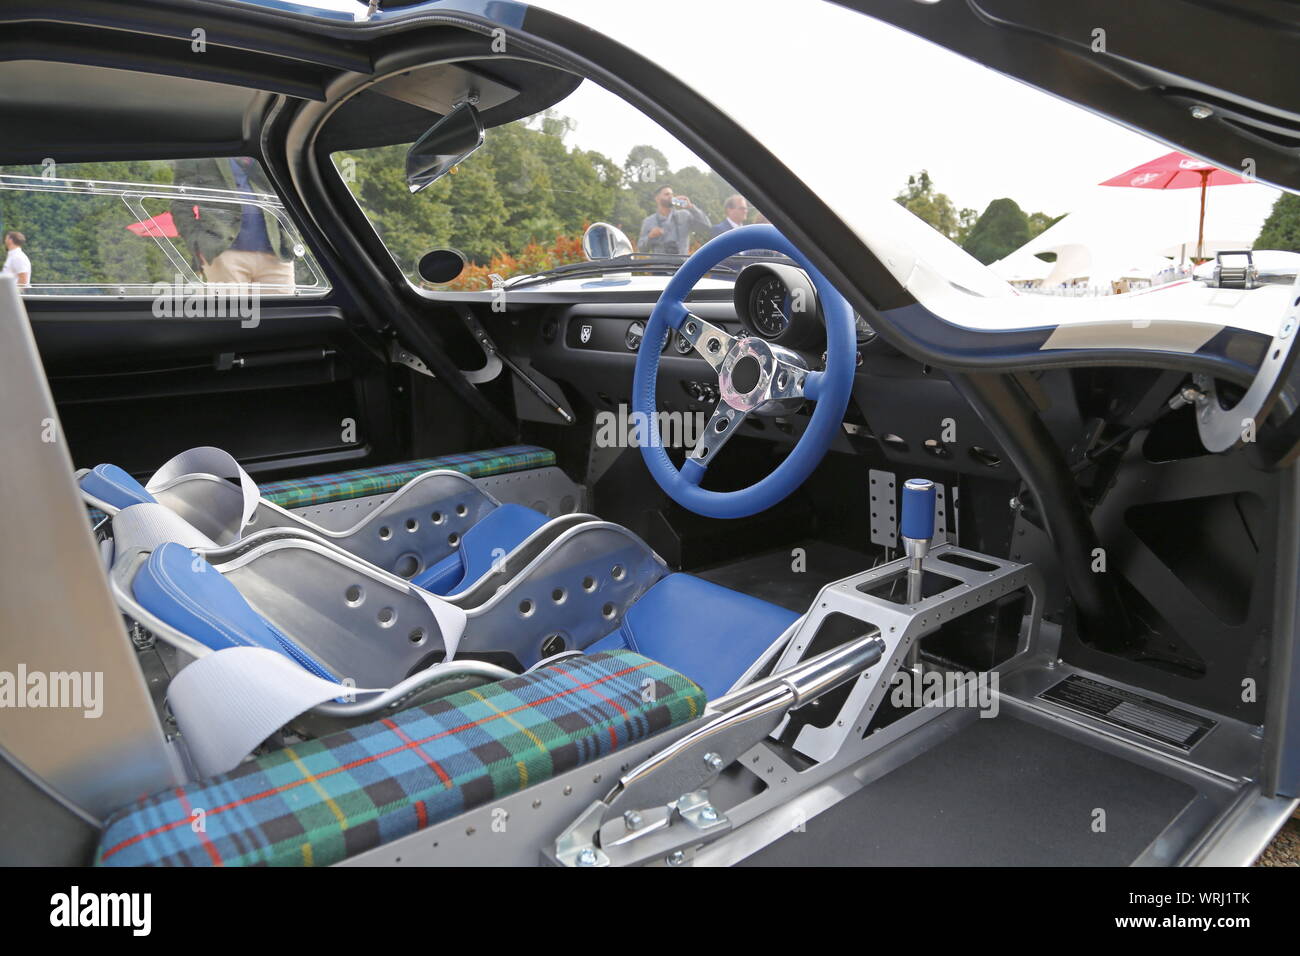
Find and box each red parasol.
[1100,151,1250,261]
[126,211,179,239]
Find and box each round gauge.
[675,332,693,355]
[749,275,791,338]
[625,320,645,351]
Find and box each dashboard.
[521,261,1008,479]
[535,262,883,421]
[553,262,872,358]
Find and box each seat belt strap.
[111,502,218,556]
[167,647,381,778]
[147,446,260,538]
[409,584,466,661]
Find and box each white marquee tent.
[989,183,1280,290]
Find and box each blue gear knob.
[901,478,936,542]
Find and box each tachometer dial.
[749,275,791,338]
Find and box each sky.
[285,0,1281,236]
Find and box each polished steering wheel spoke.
[689,400,749,466]
[769,357,809,402]
[679,313,735,372]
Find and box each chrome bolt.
[575,847,599,867]
[623,810,644,831]
[1190,104,1214,120]
[699,806,719,823]
[1009,497,1021,511]
[666,850,686,866]
[703,752,724,771]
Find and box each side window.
[0,158,328,297]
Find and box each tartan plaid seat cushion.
[95,650,704,867]
[258,444,555,510]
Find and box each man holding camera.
[638,184,710,255]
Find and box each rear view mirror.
[405,102,484,193]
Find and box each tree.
[954,207,979,246]
[1026,210,1063,239]
[894,170,966,242]
[342,144,456,276]
[481,124,563,250]
[624,145,670,186]
[962,198,1031,265]
[0,159,177,286]
[444,154,508,263]
[1255,193,1300,252]
[670,166,725,224]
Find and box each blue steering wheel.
[633,224,856,518]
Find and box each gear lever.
[901,478,936,677]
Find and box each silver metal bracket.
[1193,269,1300,452]
[553,791,729,868]
[389,338,504,386]
[868,469,897,548]
[389,340,438,380]
[772,543,1043,762]
[549,633,885,867]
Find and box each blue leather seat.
[586,573,800,699]
[133,540,798,703]
[81,463,156,508]
[412,503,550,595]
[133,541,337,682]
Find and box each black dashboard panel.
[534,302,745,419]
[521,299,1014,480]
[559,302,740,356]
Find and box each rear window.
[0,158,328,297]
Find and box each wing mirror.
[405,101,485,193]
[582,222,633,260]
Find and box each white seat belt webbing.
[167,647,381,778]
[147,446,261,538]
[111,502,219,556]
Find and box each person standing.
[710,194,749,237]
[2,231,31,288]
[638,184,710,254]
[171,157,296,292]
